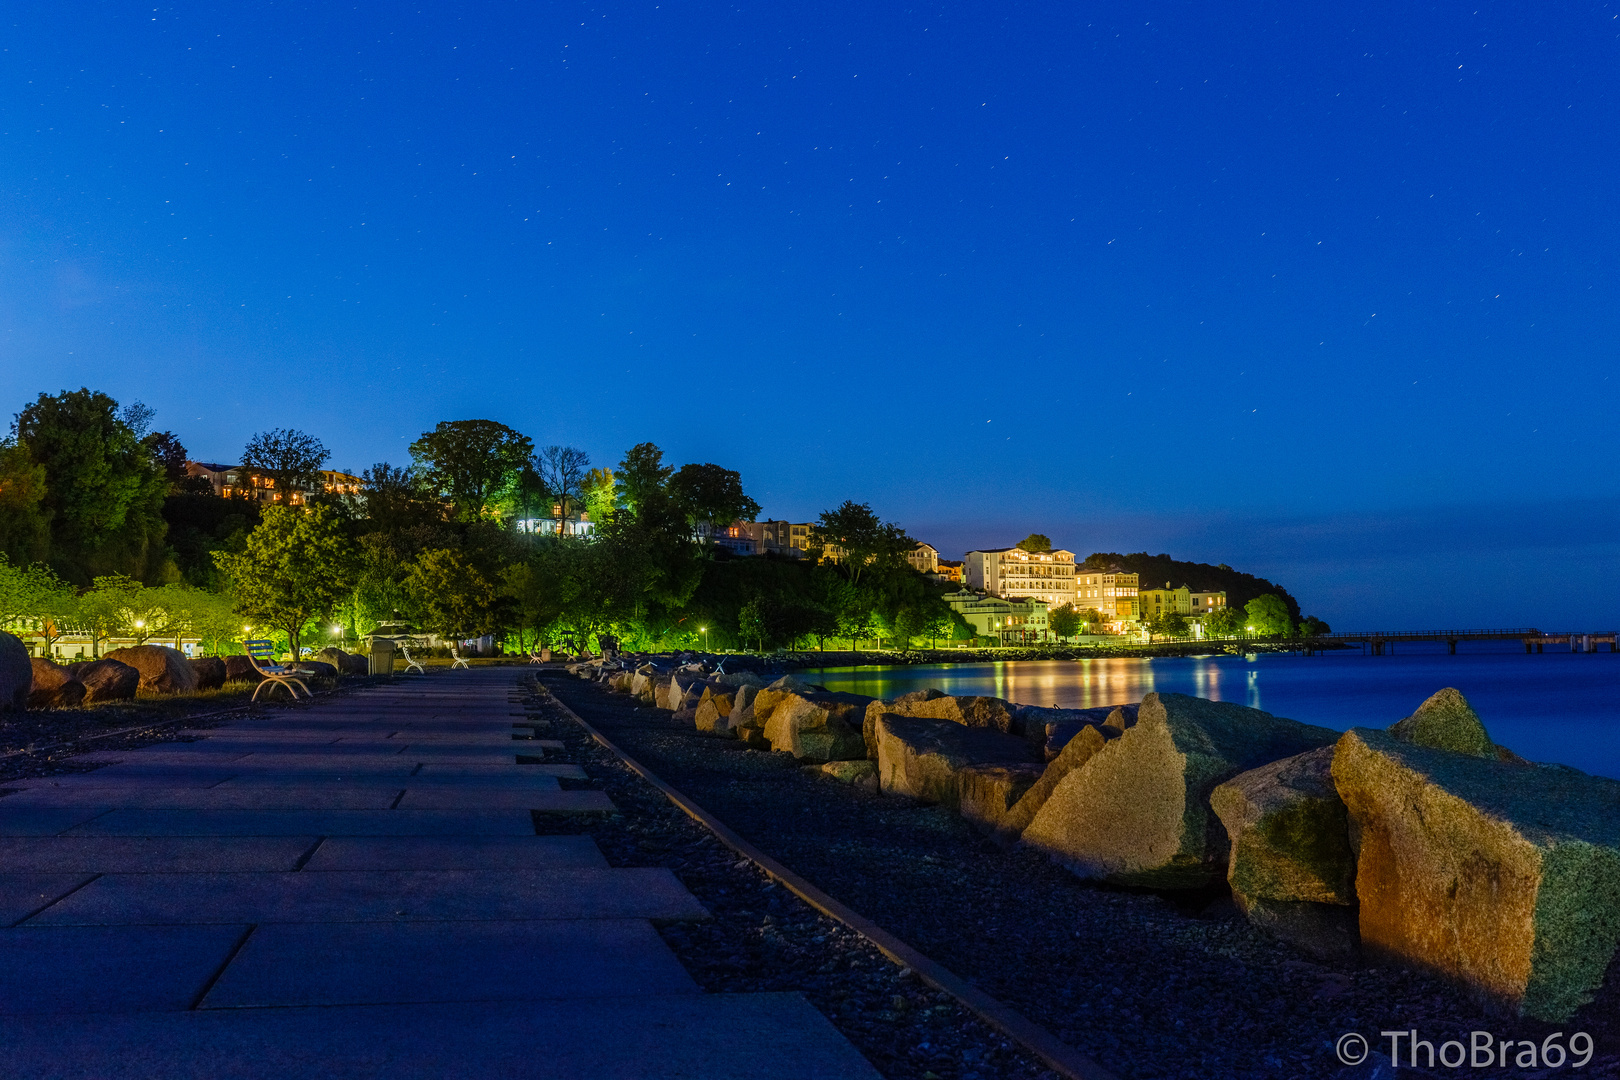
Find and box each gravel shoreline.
[522,677,1062,1080]
[543,673,1620,1080]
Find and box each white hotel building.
[962,547,1078,609]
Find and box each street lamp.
[700,625,708,652]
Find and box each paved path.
[0,669,878,1079]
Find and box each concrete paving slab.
[301,835,608,871]
[65,809,538,837]
[0,993,882,1078]
[0,837,316,873]
[396,788,611,811]
[201,919,697,1008]
[28,867,708,925]
[0,786,404,809]
[212,772,568,790]
[414,762,586,779]
[0,925,249,1014]
[0,807,111,836]
[1,873,97,925]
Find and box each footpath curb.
[537,681,1120,1080]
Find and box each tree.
[535,446,591,523]
[615,443,673,521]
[1298,615,1331,637]
[500,556,565,653]
[1205,606,1242,637]
[1159,612,1190,638]
[0,438,50,565]
[1049,603,1082,640]
[892,605,932,652]
[582,468,616,526]
[215,505,358,661]
[668,462,760,539]
[737,596,768,653]
[1016,533,1053,553]
[406,548,501,641]
[360,462,439,534]
[0,554,70,628]
[1244,594,1292,637]
[410,420,533,521]
[13,388,170,582]
[1078,607,1107,633]
[242,428,330,503]
[808,501,913,586]
[77,575,142,657]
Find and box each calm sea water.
[805,641,1620,779]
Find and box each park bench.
[244,639,314,702]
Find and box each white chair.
[450,644,470,670]
[244,639,313,701]
[399,644,426,674]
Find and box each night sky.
[3,3,1617,627]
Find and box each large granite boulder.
[312,647,366,676]
[607,670,634,694]
[817,759,879,789]
[28,656,85,709]
[694,686,739,736]
[298,660,338,679]
[630,670,659,704]
[874,713,1040,808]
[1026,704,1135,760]
[187,656,228,691]
[715,670,766,689]
[1211,746,1358,958]
[959,762,1048,834]
[223,655,265,684]
[0,631,30,712]
[65,658,140,702]
[103,645,197,695]
[764,691,871,762]
[993,723,1114,847]
[1022,693,1339,889]
[1333,727,1620,1021]
[1388,687,1493,758]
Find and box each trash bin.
[369,638,396,676]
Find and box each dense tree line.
[0,389,970,656]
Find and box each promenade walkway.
[0,669,877,1078]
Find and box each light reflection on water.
[804,643,1620,779]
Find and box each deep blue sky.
[3,3,1618,626]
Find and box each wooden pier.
[1284,628,1619,655]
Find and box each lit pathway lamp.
[700,625,709,653]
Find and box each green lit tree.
[1049,603,1082,641]
[1205,605,1243,637]
[215,505,358,661]
[406,548,502,641]
[13,388,170,582]
[1244,594,1292,637]
[0,439,50,565]
[1016,533,1052,553]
